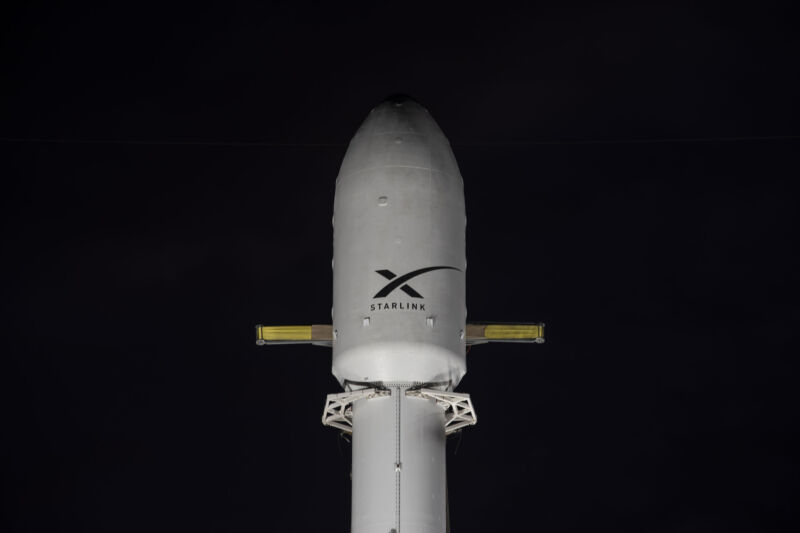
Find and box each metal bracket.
[321,387,477,435]
[406,388,477,434]
[321,388,390,433]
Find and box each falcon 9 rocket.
[256,95,544,532]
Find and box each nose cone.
[331,97,467,387]
[338,96,460,179]
[358,95,440,138]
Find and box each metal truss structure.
[322,387,477,435]
[406,389,477,435]
[322,388,390,432]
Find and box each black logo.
[373,266,460,298]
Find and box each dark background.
[2,1,798,531]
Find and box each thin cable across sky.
[1,135,798,147]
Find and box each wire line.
[0,135,798,147]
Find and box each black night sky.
[2,2,798,531]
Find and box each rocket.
[256,95,544,532]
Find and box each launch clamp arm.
[255,324,333,346]
[465,322,545,345]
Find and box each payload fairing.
[257,95,543,532]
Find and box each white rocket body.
[257,95,542,531]
[332,97,467,388]
[332,96,466,533]
[254,96,542,530]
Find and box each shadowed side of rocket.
[256,95,544,533]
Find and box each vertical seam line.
[395,386,401,532]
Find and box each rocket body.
[257,95,543,532]
[332,97,467,388]
[332,96,467,533]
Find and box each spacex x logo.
[373,266,460,298]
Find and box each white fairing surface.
[332,97,467,387]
